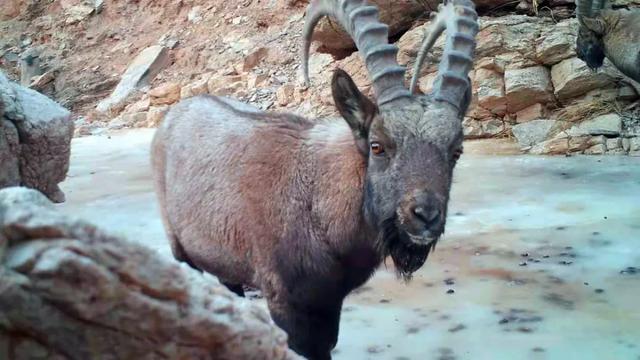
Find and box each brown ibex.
[151,0,478,359]
[575,0,640,82]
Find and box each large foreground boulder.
[0,72,73,203]
[0,187,301,360]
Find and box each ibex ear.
[582,17,606,35]
[332,69,378,155]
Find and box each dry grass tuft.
[556,98,621,123]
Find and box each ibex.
[151,0,478,359]
[575,0,640,82]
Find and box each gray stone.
[96,46,170,113]
[629,138,640,156]
[0,71,73,203]
[584,144,607,155]
[551,57,616,101]
[0,120,20,188]
[512,119,557,147]
[606,138,622,151]
[535,19,577,66]
[0,187,301,360]
[566,114,622,137]
[504,66,553,112]
[19,48,42,86]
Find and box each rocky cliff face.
[0,0,638,155]
[0,186,301,360]
[0,71,73,202]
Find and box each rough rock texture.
[96,45,170,113]
[310,0,429,51]
[0,187,301,360]
[512,119,557,148]
[396,14,639,151]
[0,71,73,203]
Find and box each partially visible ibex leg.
[268,297,342,360]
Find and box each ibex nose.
[412,204,441,228]
[402,191,445,243]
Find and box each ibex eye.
[370,142,385,155]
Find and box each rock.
[97,46,170,113]
[1,0,23,19]
[211,82,245,97]
[0,120,20,188]
[124,97,151,113]
[551,57,616,101]
[0,71,73,203]
[146,106,169,127]
[606,137,622,151]
[208,75,243,95]
[515,103,546,123]
[277,84,295,106]
[483,119,506,137]
[64,4,94,24]
[0,187,301,360]
[584,143,607,155]
[418,73,438,95]
[512,120,557,148]
[568,135,605,153]
[181,77,210,99]
[243,47,270,72]
[28,70,55,92]
[187,6,202,23]
[475,69,507,116]
[566,114,622,137]
[19,48,42,86]
[311,0,427,50]
[149,82,181,106]
[120,112,148,128]
[622,137,631,152]
[247,73,269,90]
[629,138,640,156]
[534,19,577,66]
[504,66,553,112]
[530,137,569,155]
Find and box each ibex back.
[151,1,478,359]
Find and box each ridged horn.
[409,0,478,112]
[576,0,593,19]
[591,0,607,14]
[301,0,412,105]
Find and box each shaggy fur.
[152,1,478,358]
[151,74,465,359]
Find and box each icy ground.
[58,129,640,360]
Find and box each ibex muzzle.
[151,0,478,359]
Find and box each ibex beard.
[151,0,478,359]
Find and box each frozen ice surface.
[59,130,640,360]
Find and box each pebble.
[595,288,605,294]
[620,267,638,275]
[446,289,455,294]
[444,278,455,285]
[519,262,528,266]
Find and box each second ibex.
[575,0,640,82]
[151,0,479,359]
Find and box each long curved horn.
[576,0,594,19]
[410,0,478,112]
[302,0,411,105]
